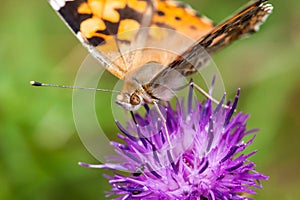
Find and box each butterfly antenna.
[30,81,120,93]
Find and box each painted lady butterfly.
[48,0,273,111]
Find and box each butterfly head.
[115,62,164,111]
[116,91,145,111]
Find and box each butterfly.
[48,0,273,111]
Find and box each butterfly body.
[49,0,273,111]
[116,61,165,111]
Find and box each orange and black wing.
[49,0,215,79]
[166,0,273,76]
[148,0,273,100]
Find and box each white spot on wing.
[49,0,74,11]
[254,3,273,31]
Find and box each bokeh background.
[1,0,299,199]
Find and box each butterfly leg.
[190,81,236,110]
[174,80,231,110]
[153,101,173,148]
[131,103,173,148]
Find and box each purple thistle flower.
[80,85,268,200]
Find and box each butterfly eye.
[130,93,141,106]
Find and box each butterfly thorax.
[116,62,166,111]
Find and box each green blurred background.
[0,0,299,199]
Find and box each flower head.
[80,86,268,200]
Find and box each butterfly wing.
[50,0,153,79]
[126,0,215,73]
[166,0,273,76]
[197,0,273,54]
[49,0,214,79]
[149,0,273,100]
